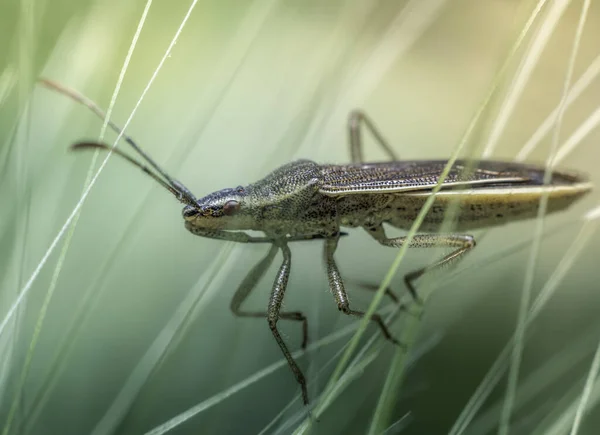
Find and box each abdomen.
[387,179,592,231]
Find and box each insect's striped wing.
[319,160,536,196]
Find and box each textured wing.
[319,160,536,196]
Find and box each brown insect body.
[45,77,591,408]
[179,155,591,407]
[183,159,591,237]
[322,160,592,232]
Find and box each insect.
[42,79,593,406]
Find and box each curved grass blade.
[499,2,591,433]
[366,2,553,432]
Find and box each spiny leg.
[324,235,402,347]
[365,225,476,302]
[230,244,309,349]
[265,242,309,405]
[349,281,425,319]
[185,222,344,245]
[347,110,399,163]
[351,281,402,304]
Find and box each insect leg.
[324,235,402,347]
[347,110,399,163]
[185,223,286,243]
[266,242,309,405]
[185,223,347,244]
[349,281,402,304]
[365,225,476,302]
[230,244,309,349]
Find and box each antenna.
[39,78,198,206]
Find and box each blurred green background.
[1,1,600,434]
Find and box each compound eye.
[223,200,240,216]
[182,205,199,219]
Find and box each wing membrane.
[319,160,535,195]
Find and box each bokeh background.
[1,1,600,434]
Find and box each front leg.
[324,234,402,346]
[185,222,345,244]
[265,242,310,405]
[185,223,265,242]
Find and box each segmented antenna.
[39,78,198,206]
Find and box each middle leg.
[265,242,310,405]
[324,235,402,346]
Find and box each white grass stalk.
[516,53,600,161]
[450,214,598,435]
[481,0,564,159]
[366,2,551,432]
[0,0,198,343]
[0,3,154,433]
[569,336,600,435]
[499,2,590,433]
[465,324,600,434]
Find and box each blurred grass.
[1,1,600,434]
